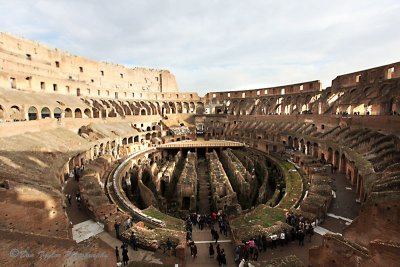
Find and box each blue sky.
[1,0,399,96]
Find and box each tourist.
[122,245,129,266]
[114,221,120,239]
[214,230,220,243]
[115,246,120,263]
[66,194,71,206]
[291,227,296,242]
[234,246,240,265]
[262,234,267,251]
[308,225,314,242]
[239,258,246,267]
[216,243,221,256]
[270,233,278,249]
[191,242,197,258]
[280,231,286,246]
[219,249,227,267]
[298,229,305,246]
[253,245,259,261]
[209,243,214,258]
[130,233,138,251]
[166,238,172,256]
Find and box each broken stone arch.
[10,105,22,121]
[84,108,92,118]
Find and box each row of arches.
[87,99,206,118]
[286,135,366,202]
[224,95,315,116]
[27,106,92,120]
[0,99,206,122]
[204,121,368,203]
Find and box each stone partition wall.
[206,150,237,210]
[176,151,198,211]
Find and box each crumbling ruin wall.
[207,150,237,210]
[309,234,370,267]
[176,151,198,211]
[0,32,179,94]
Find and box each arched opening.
[0,105,5,120]
[160,180,167,197]
[75,108,82,118]
[146,126,151,131]
[108,109,117,117]
[313,143,318,158]
[306,141,311,155]
[134,136,139,142]
[41,107,51,119]
[145,133,151,140]
[122,138,127,145]
[101,109,107,118]
[54,107,62,119]
[28,106,38,121]
[327,147,333,164]
[99,143,104,155]
[84,108,91,118]
[93,145,99,157]
[182,197,190,210]
[92,108,100,118]
[140,109,147,115]
[65,108,73,118]
[293,137,299,150]
[300,139,305,153]
[288,136,293,148]
[10,105,22,121]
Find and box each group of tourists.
[184,212,230,266]
[208,243,227,267]
[232,212,316,265]
[115,242,129,266]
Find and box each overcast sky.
[1,0,399,96]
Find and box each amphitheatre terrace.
[0,32,399,267]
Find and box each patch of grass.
[231,205,286,229]
[269,155,303,210]
[142,206,185,231]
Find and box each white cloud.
[1,0,399,96]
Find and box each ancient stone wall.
[0,32,179,95]
[176,151,197,211]
[206,150,237,210]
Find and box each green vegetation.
[268,155,303,210]
[230,204,286,229]
[142,206,185,231]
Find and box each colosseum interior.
[0,32,399,267]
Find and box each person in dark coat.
[122,246,129,266]
[115,246,120,263]
[130,233,138,251]
[298,229,305,246]
[214,231,219,243]
[209,243,215,258]
[262,234,267,251]
[220,249,227,267]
